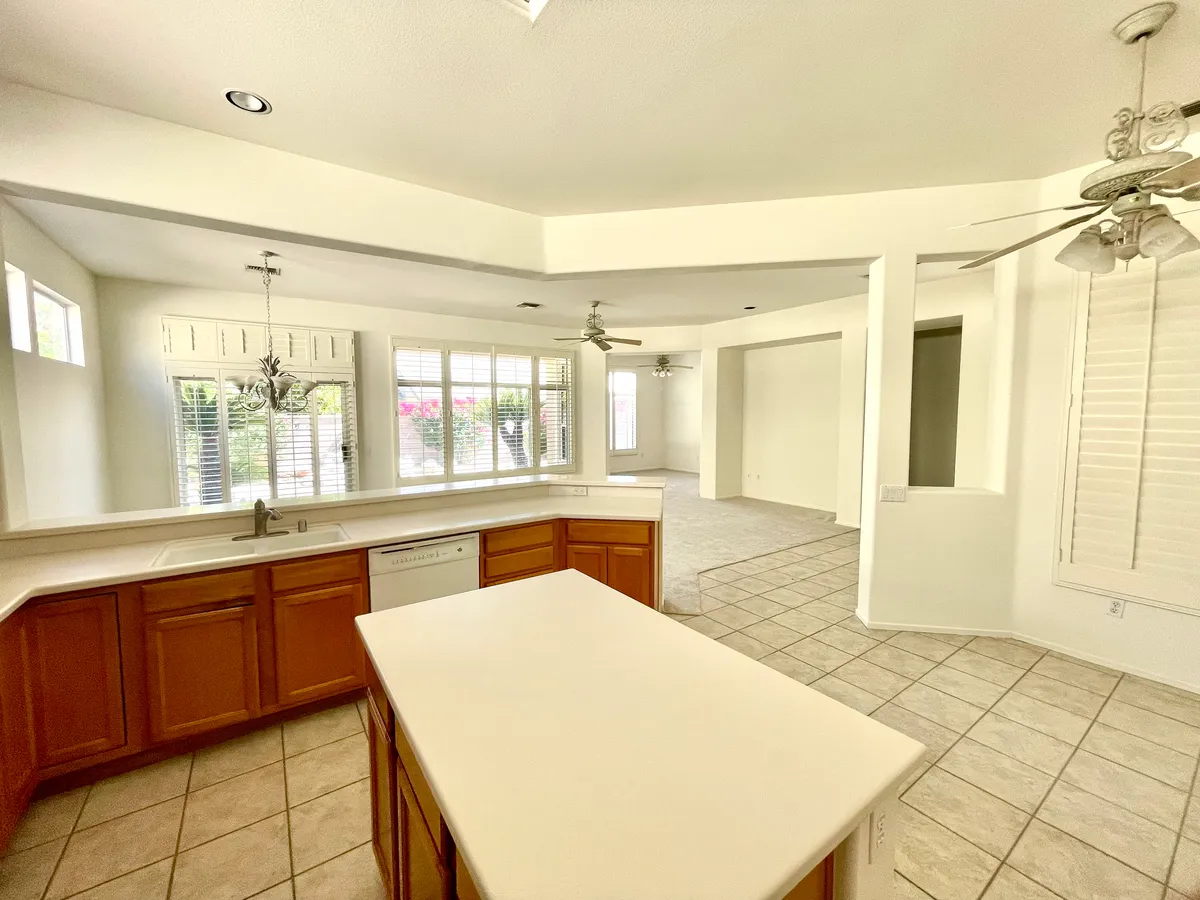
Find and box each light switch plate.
[879,485,907,503]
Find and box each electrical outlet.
[569,485,588,497]
[879,485,907,503]
[1107,598,1125,618]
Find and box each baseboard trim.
[855,613,1200,694]
[856,613,1010,639]
[1010,631,1200,696]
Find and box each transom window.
[3,265,84,364]
[393,340,574,483]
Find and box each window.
[4,264,31,353]
[170,369,358,506]
[32,284,84,365]
[608,370,637,453]
[393,340,574,483]
[1057,255,1200,612]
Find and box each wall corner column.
[857,249,917,622]
[699,346,744,499]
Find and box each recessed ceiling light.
[225,90,272,114]
[743,306,756,310]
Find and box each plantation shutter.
[171,376,223,505]
[537,355,573,468]
[313,379,358,494]
[224,378,271,503]
[1059,255,1200,610]
[395,346,447,479]
[274,398,316,500]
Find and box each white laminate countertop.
[0,495,660,624]
[356,570,925,900]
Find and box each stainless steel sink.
[153,525,350,568]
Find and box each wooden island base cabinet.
[0,548,369,852]
[366,657,831,900]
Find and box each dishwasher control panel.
[368,534,480,575]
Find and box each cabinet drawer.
[565,519,653,546]
[142,569,256,614]
[270,552,362,594]
[482,545,556,581]
[482,521,555,555]
[482,566,557,588]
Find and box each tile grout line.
[280,723,298,885]
[1163,736,1200,899]
[163,752,194,900]
[35,782,92,900]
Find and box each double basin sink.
[153,525,350,568]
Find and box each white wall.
[741,339,841,512]
[1,200,108,519]
[606,355,664,473]
[663,352,701,473]
[95,279,587,513]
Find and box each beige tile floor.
[4,532,1199,900]
[671,533,1200,900]
[0,701,383,900]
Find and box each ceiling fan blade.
[605,337,643,346]
[950,201,1108,230]
[594,338,613,352]
[1141,157,1200,191]
[554,337,587,342]
[673,365,695,370]
[959,203,1113,270]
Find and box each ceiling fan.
[554,302,643,352]
[637,355,694,378]
[959,3,1200,273]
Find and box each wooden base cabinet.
[273,582,366,707]
[565,520,656,607]
[0,613,36,850]
[27,594,126,768]
[145,605,260,743]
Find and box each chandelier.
[230,251,316,414]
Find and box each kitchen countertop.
[356,569,925,900]
[0,494,661,623]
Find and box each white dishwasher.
[368,534,480,611]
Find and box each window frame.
[4,263,32,353]
[165,363,360,506]
[391,338,577,486]
[607,368,639,456]
[1053,264,1200,616]
[30,281,84,365]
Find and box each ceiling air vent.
[496,0,551,22]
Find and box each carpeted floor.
[640,469,853,614]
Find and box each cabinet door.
[145,606,259,743]
[28,595,125,767]
[274,584,365,707]
[0,614,36,850]
[368,701,399,900]
[399,783,450,900]
[607,546,654,606]
[565,544,607,584]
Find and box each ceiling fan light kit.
[961,3,1200,272]
[637,355,695,378]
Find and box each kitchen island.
[356,569,924,900]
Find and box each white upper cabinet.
[268,327,312,368]
[217,322,268,364]
[162,318,218,361]
[311,329,355,371]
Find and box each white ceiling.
[9,198,887,327]
[2,0,1197,215]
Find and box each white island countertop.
[356,569,925,900]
